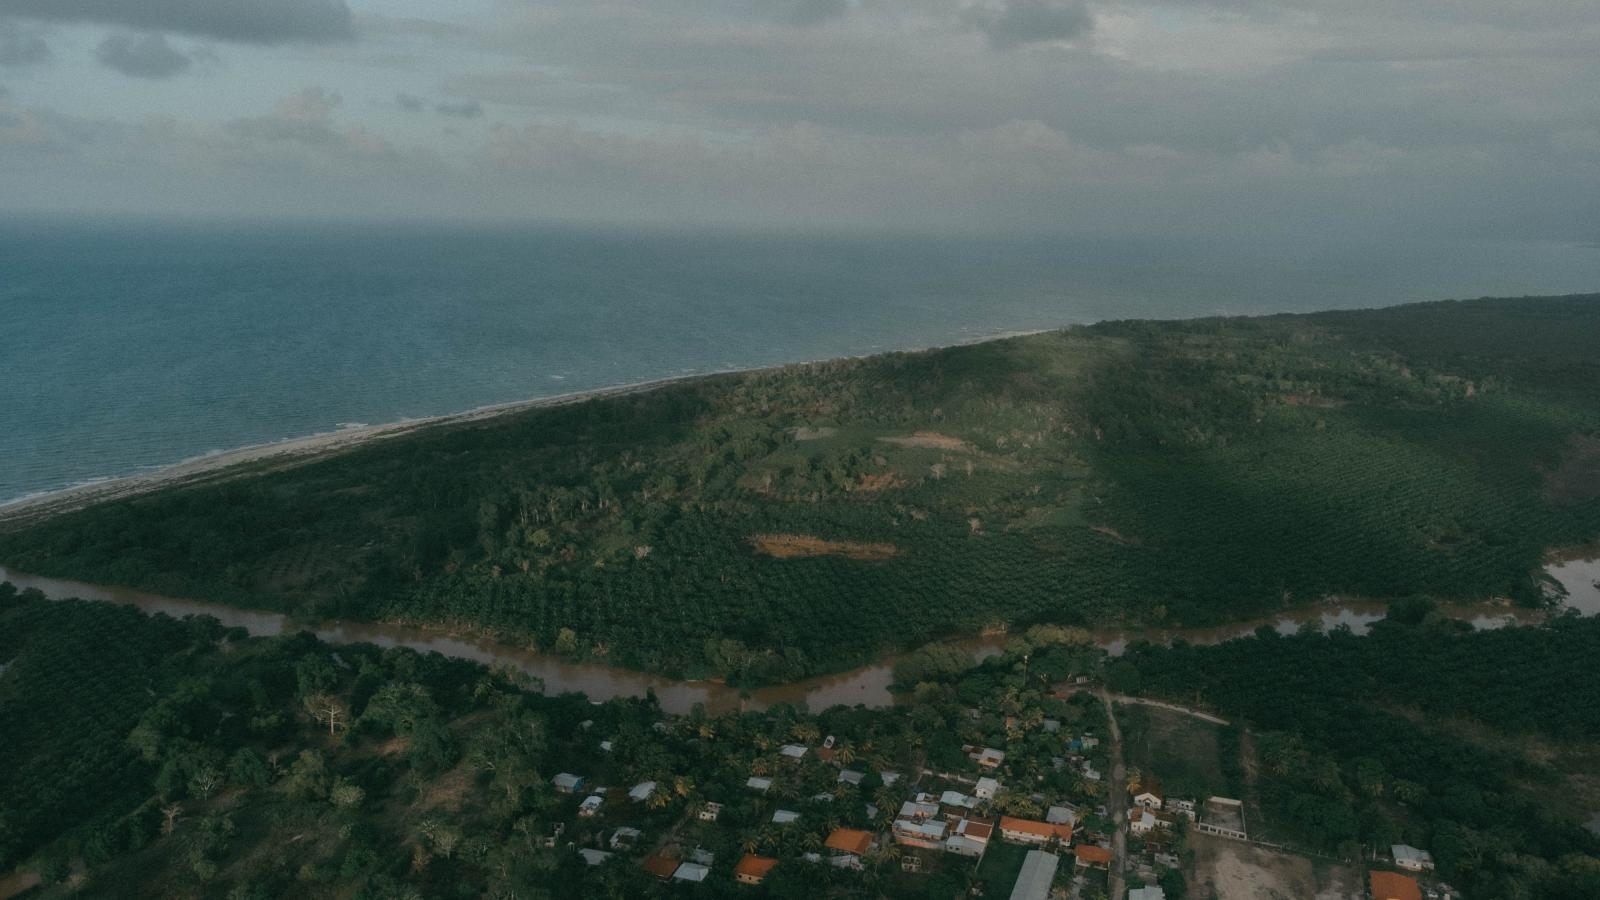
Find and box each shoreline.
[0,327,1055,528]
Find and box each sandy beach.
[0,328,1054,529]
[0,372,706,528]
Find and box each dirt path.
[1098,687,1128,900]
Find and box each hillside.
[3,295,1599,681]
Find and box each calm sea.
[2,220,1597,504]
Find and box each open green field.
[3,294,1600,681]
[1118,704,1232,802]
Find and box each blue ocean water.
[2,220,1597,504]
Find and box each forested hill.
[3,294,1599,681]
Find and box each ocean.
[2,219,1597,505]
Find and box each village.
[525,642,1462,900]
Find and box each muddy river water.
[1,564,1588,716]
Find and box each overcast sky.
[1,0,1596,237]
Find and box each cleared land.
[1119,704,1231,801]
[1187,833,1362,900]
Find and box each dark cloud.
[434,99,482,119]
[395,92,424,112]
[0,0,353,44]
[0,20,51,65]
[967,0,1092,50]
[95,33,191,78]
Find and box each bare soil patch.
[877,432,974,452]
[1545,435,1600,502]
[1279,393,1348,409]
[1188,833,1360,900]
[748,533,900,561]
[852,472,905,492]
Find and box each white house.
[975,747,1007,768]
[1009,849,1060,900]
[552,773,584,793]
[609,827,642,849]
[578,794,604,817]
[779,743,809,760]
[1166,798,1196,819]
[881,771,902,786]
[1133,790,1163,809]
[772,809,801,825]
[629,781,657,802]
[672,862,710,882]
[746,776,773,793]
[1046,805,1077,827]
[900,800,940,821]
[838,769,864,786]
[975,777,1001,801]
[579,848,612,866]
[1128,887,1166,900]
[1393,844,1435,871]
[941,790,978,809]
[698,801,723,822]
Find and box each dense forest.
[1116,610,1600,899]
[3,295,1599,681]
[3,585,1598,898]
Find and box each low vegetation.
[3,295,1599,683]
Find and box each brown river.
[2,563,1592,717]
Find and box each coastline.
[0,327,1054,529]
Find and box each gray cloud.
[434,99,482,119]
[788,0,850,27]
[966,0,1092,49]
[95,33,191,78]
[0,0,353,44]
[0,20,50,65]
[396,92,424,112]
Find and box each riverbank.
[2,564,1573,718]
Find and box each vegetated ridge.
[2,294,1598,682]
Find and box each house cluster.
[1368,845,1455,900]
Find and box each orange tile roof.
[735,853,779,882]
[1369,871,1422,900]
[641,855,679,879]
[825,828,873,857]
[1000,816,1074,841]
[1074,845,1113,864]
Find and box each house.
[1370,870,1423,900]
[772,809,801,825]
[941,790,978,809]
[1196,797,1247,841]
[541,822,565,849]
[1008,849,1060,900]
[690,848,715,866]
[629,781,657,802]
[641,854,678,880]
[1074,845,1113,869]
[1393,844,1435,871]
[1130,809,1160,835]
[552,773,585,793]
[999,816,1073,846]
[1041,719,1062,733]
[838,769,864,786]
[1046,805,1077,827]
[975,747,1007,769]
[598,740,614,752]
[1132,787,1164,809]
[1082,763,1103,782]
[881,771,902,786]
[1128,887,1166,900]
[1166,798,1196,819]
[975,777,1001,801]
[900,800,940,820]
[609,826,642,849]
[892,817,948,848]
[578,848,612,866]
[945,817,994,857]
[779,743,808,760]
[672,862,711,883]
[735,854,778,885]
[746,776,773,793]
[825,828,874,868]
[698,801,723,822]
[578,794,604,817]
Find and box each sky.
[0,0,1597,237]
